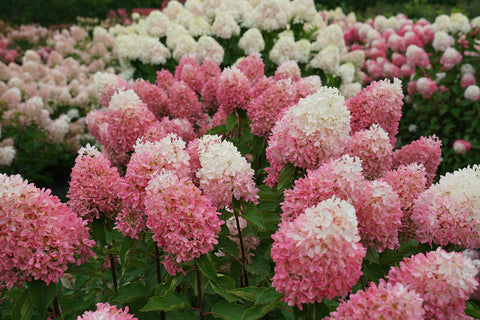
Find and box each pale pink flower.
[379,163,427,240]
[144,171,222,275]
[465,85,480,101]
[216,67,252,115]
[392,135,442,186]
[272,197,366,309]
[85,109,109,148]
[94,72,130,107]
[461,72,476,89]
[168,81,205,126]
[412,165,480,248]
[131,79,170,120]
[0,174,95,289]
[274,60,301,82]
[406,45,430,69]
[115,134,190,239]
[68,145,123,222]
[77,302,137,320]
[236,54,265,85]
[281,155,365,222]
[346,78,403,146]
[175,56,204,93]
[453,139,472,155]
[440,47,463,70]
[345,124,393,180]
[391,52,407,66]
[415,77,438,98]
[387,248,479,319]
[265,87,350,186]
[326,280,425,320]
[294,75,322,100]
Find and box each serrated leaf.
[226,113,237,132]
[255,287,281,305]
[196,253,217,281]
[209,279,241,303]
[242,205,265,231]
[257,185,279,201]
[206,125,227,135]
[28,279,56,315]
[119,236,135,265]
[242,305,264,320]
[140,291,190,312]
[277,163,295,192]
[227,287,259,302]
[211,301,246,320]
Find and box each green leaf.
[227,287,259,302]
[119,236,135,265]
[257,185,279,201]
[209,278,241,303]
[111,283,149,304]
[140,291,190,312]
[242,305,264,320]
[242,204,265,231]
[466,301,480,319]
[12,291,33,320]
[255,287,281,305]
[365,247,380,265]
[206,125,227,135]
[211,301,246,320]
[226,113,237,133]
[28,279,56,316]
[91,219,106,247]
[277,163,295,193]
[196,253,217,281]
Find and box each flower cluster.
[77,303,137,320]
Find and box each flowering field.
[1,0,480,319]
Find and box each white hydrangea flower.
[337,62,356,84]
[312,23,345,52]
[116,34,141,61]
[238,28,265,55]
[145,10,170,38]
[472,16,480,29]
[163,0,184,20]
[213,11,240,39]
[432,31,455,51]
[217,0,252,23]
[291,0,316,23]
[269,31,298,65]
[449,12,471,34]
[310,45,340,74]
[138,36,171,65]
[202,0,223,19]
[173,34,197,61]
[296,39,311,63]
[340,82,362,99]
[196,36,224,65]
[166,22,189,50]
[465,85,480,101]
[188,16,212,37]
[461,64,475,75]
[174,7,195,28]
[48,114,70,144]
[341,50,365,68]
[433,14,451,32]
[247,0,291,32]
[0,146,15,166]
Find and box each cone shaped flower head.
[77,302,137,320]
[0,174,95,289]
[281,154,365,222]
[387,248,479,319]
[68,144,123,222]
[115,134,190,239]
[346,78,403,146]
[265,87,351,186]
[216,66,252,115]
[412,165,480,248]
[271,197,366,309]
[144,171,223,275]
[325,280,425,320]
[189,134,258,208]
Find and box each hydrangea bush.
[1,1,480,320]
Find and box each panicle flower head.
[68,145,123,222]
[412,165,480,248]
[310,45,340,75]
[271,197,366,309]
[432,30,455,51]
[281,155,365,222]
[247,78,297,137]
[157,117,197,143]
[216,67,252,115]
[295,75,322,99]
[269,33,298,65]
[236,53,265,85]
[144,171,223,275]
[115,134,190,239]
[168,81,205,126]
[346,124,393,180]
[175,56,203,93]
[94,72,130,107]
[465,85,480,101]
[274,60,301,82]
[440,47,463,70]
[265,87,350,186]
[460,72,476,89]
[325,280,425,320]
[132,80,170,120]
[406,45,430,69]
[453,139,472,155]
[355,180,402,251]
[346,78,403,146]
[0,174,95,289]
[76,302,137,320]
[238,28,265,55]
[392,135,442,186]
[248,0,292,32]
[195,36,224,65]
[379,163,427,240]
[200,76,220,111]
[415,77,438,99]
[213,10,240,39]
[192,135,258,208]
[387,248,479,319]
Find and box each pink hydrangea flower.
[392,135,442,186]
[247,78,297,137]
[168,80,205,126]
[0,174,95,289]
[355,180,403,252]
[157,116,197,143]
[86,110,109,147]
[131,79,171,120]
[77,302,137,320]
[200,76,220,112]
[405,45,430,69]
[281,155,365,222]
[236,53,265,85]
[379,163,427,240]
[461,72,476,89]
[345,124,393,180]
[156,69,176,93]
[216,67,252,115]
[440,47,463,70]
[453,139,472,155]
[294,75,322,100]
[144,171,223,275]
[115,134,191,239]
[325,280,425,320]
[68,145,123,222]
[94,72,130,107]
[175,56,204,93]
[412,165,480,248]
[274,60,301,82]
[415,77,438,98]
[387,248,479,319]
[189,135,258,208]
[265,87,350,186]
[271,197,366,309]
[346,78,404,147]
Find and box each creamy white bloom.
[247,0,291,31]
[433,14,451,32]
[449,12,471,34]
[116,34,141,60]
[269,31,298,65]
[432,31,455,51]
[173,34,197,61]
[337,62,356,84]
[213,11,240,39]
[166,22,189,50]
[472,16,480,29]
[196,36,224,65]
[138,36,171,65]
[217,0,252,23]
[238,28,265,55]
[188,16,212,37]
[465,85,480,101]
[291,0,316,23]
[0,146,15,166]
[202,0,223,19]
[341,50,365,68]
[145,10,170,38]
[296,39,311,63]
[310,45,340,74]
[312,24,345,52]
[48,114,70,144]
[340,82,362,99]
